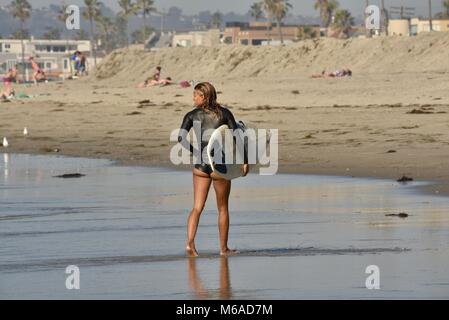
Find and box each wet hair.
[166,77,172,80]
[194,82,222,118]
[156,66,161,71]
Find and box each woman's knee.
[217,206,229,215]
[191,206,204,216]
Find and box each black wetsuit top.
[178,106,241,174]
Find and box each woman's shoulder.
[184,107,201,117]
[219,105,234,117]
[219,105,231,113]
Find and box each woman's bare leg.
[186,168,212,257]
[213,178,237,255]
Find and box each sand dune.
[94,32,449,84]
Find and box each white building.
[172,29,221,47]
[0,38,93,78]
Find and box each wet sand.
[1,154,449,299]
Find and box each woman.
[29,57,46,84]
[136,67,163,88]
[178,82,249,257]
[1,68,15,99]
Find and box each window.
[0,43,2,52]
[46,62,52,69]
[64,59,68,70]
[53,46,66,52]
[223,37,233,44]
[17,62,32,69]
[5,44,11,49]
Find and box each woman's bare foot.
[220,248,239,256]
[186,245,199,257]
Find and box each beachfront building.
[222,21,319,45]
[172,29,221,47]
[388,19,411,36]
[388,18,449,36]
[172,22,320,47]
[410,18,449,35]
[0,38,92,78]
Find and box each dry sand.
[1,32,449,194]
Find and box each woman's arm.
[178,111,197,154]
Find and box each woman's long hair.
[194,82,222,118]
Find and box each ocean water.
[1,153,448,299]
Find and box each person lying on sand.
[136,77,173,88]
[311,68,352,78]
[159,77,173,87]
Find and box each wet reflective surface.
[1,153,448,299]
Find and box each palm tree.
[118,0,139,47]
[82,0,101,66]
[249,2,264,21]
[297,25,317,40]
[379,0,389,35]
[326,0,339,26]
[272,0,292,44]
[331,9,354,38]
[428,0,433,32]
[262,0,276,44]
[75,29,90,41]
[95,14,114,53]
[444,0,449,17]
[137,0,156,48]
[210,11,222,29]
[314,0,339,35]
[9,0,32,82]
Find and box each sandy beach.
[1,33,449,194]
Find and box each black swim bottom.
[194,163,213,175]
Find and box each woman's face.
[193,90,205,107]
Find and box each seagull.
[2,137,8,147]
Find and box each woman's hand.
[242,164,249,177]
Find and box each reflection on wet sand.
[2,153,449,299]
[188,257,232,300]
